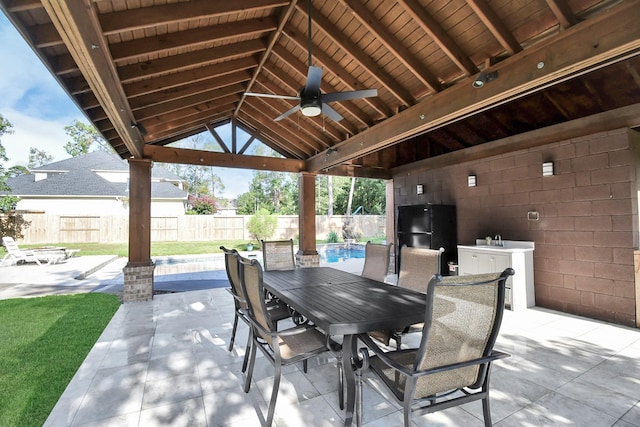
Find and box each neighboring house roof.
[3,151,187,199]
[30,150,183,182]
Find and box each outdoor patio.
[43,265,640,427]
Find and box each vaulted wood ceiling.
[2,0,640,179]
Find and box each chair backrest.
[220,246,246,308]
[361,241,393,282]
[2,237,23,255]
[261,239,296,271]
[397,246,444,292]
[413,268,514,398]
[238,255,276,346]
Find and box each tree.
[247,208,278,243]
[334,178,386,215]
[0,114,14,191]
[63,120,110,157]
[28,147,53,168]
[5,165,29,178]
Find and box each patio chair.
[369,246,445,349]
[356,268,514,427]
[360,241,393,282]
[261,239,296,271]
[220,246,290,372]
[238,256,342,427]
[1,237,42,266]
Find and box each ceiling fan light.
[300,97,322,117]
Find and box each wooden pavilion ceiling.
[2,0,640,179]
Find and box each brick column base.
[296,251,320,268]
[123,263,155,302]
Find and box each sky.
[0,12,250,199]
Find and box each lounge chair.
[1,237,43,266]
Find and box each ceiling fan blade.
[322,89,378,103]
[304,66,323,93]
[245,92,300,101]
[322,104,343,122]
[274,105,301,121]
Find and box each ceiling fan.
[244,0,377,122]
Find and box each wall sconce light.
[472,71,499,88]
[416,184,424,195]
[468,175,477,187]
[542,161,554,176]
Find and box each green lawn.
[15,238,383,257]
[0,293,120,427]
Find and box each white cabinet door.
[458,249,480,275]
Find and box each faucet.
[494,234,502,247]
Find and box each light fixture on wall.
[416,184,424,194]
[472,71,499,88]
[468,175,477,187]
[542,161,554,176]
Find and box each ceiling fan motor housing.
[300,94,322,117]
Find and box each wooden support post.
[123,158,154,302]
[297,172,319,267]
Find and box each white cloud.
[1,108,76,166]
[0,13,252,198]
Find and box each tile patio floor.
[43,264,640,427]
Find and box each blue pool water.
[153,243,367,269]
[319,244,365,263]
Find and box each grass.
[15,238,385,257]
[0,293,120,427]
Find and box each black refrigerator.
[396,204,457,275]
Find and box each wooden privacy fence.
[14,214,386,244]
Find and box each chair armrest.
[224,287,246,305]
[357,333,416,376]
[412,350,510,378]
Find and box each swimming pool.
[318,243,365,263]
[152,243,366,275]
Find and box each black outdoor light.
[472,71,499,88]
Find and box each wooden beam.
[397,0,479,76]
[298,2,415,107]
[40,0,143,158]
[110,17,276,62]
[465,0,522,55]
[144,144,306,173]
[545,0,578,29]
[118,44,260,84]
[99,0,289,34]
[393,103,640,175]
[339,0,442,92]
[306,1,640,172]
[234,0,298,118]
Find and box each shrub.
[0,196,30,241]
[327,230,339,243]
[247,208,278,243]
[189,195,217,214]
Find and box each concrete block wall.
[393,128,638,327]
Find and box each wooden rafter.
[307,1,640,172]
[465,0,522,55]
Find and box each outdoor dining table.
[262,266,427,427]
